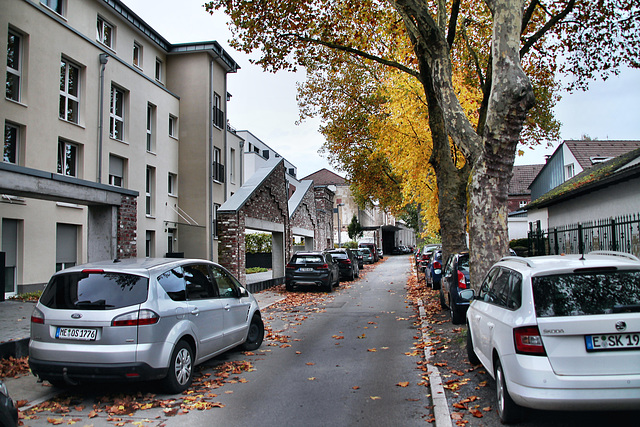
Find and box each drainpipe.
[97,53,109,183]
[209,60,214,261]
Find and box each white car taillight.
[514,326,546,356]
[112,309,159,327]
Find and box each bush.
[246,267,269,274]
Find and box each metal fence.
[528,213,640,258]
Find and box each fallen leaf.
[367,348,377,352]
[369,396,381,400]
[470,408,483,418]
[306,362,315,366]
[396,382,410,387]
[352,386,360,390]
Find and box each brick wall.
[117,195,137,258]
[314,187,335,250]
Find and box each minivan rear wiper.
[75,299,115,308]
[612,304,640,313]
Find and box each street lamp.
[336,203,344,247]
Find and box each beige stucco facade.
[1,0,239,294]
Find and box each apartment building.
[1,0,240,295]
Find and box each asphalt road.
[181,255,429,426]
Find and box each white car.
[466,251,640,423]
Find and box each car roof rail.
[500,256,535,267]
[587,251,640,262]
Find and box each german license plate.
[585,333,640,352]
[56,327,97,341]
[300,267,313,272]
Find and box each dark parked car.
[425,250,443,290]
[360,247,374,264]
[351,249,364,269]
[419,244,441,272]
[285,252,339,292]
[0,380,18,427]
[327,249,359,281]
[359,243,379,262]
[440,251,472,324]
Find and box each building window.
[213,147,224,183]
[519,200,527,208]
[155,58,162,82]
[147,103,155,151]
[3,122,19,164]
[110,85,125,141]
[168,173,177,196]
[42,0,65,15]
[213,203,220,239]
[109,155,124,187]
[168,115,177,138]
[565,163,574,179]
[146,166,155,216]
[97,16,114,49]
[57,139,78,177]
[167,228,176,254]
[59,58,80,123]
[229,148,235,183]
[56,223,77,272]
[213,92,224,129]
[145,230,154,257]
[6,30,22,102]
[133,42,142,68]
[145,230,155,257]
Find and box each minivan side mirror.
[236,286,249,298]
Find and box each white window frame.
[59,58,81,124]
[133,42,142,69]
[146,103,155,151]
[6,30,22,102]
[229,148,235,184]
[169,115,177,138]
[97,16,114,49]
[41,0,65,16]
[519,200,527,208]
[57,139,78,177]
[110,85,125,141]
[155,58,163,82]
[146,165,155,216]
[108,155,124,187]
[3,122,20,164]
[168,172,177,196]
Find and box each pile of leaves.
[0,356,30,379]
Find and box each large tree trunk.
[468,0,535,285]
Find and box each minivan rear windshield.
[40,272,149,310]
[532,270,640,317]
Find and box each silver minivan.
[29,258,263,393]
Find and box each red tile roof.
[565,140,640,171]
[509,164,545,195]
[302,168,346,186]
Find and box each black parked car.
[425,250,443,290]
[327,249,359,281]
[440,251,473,324]
[0,379,18,427]
[285,251,339,292]
[350,249,364,269]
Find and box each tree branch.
[447,0,461,49]
[280,33,421,80]
[520,0,575,57]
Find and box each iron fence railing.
[528,213,640,258]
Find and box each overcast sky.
[124,0,640,176]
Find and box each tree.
[347,215,364,241]
[206,0,639,284]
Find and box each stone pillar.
[117,195,137,259]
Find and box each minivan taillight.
[31,307,45,324]
[514,326,546,356]
[457,271,467,289]
[112,309,159,327]
[433,261,441,269]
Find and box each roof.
[302,169,346,186]
[526,147,640,210]
[509,164,544,195]
[565,140,640,170]
[497,252,640,275]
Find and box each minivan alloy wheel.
[162,341,194,394]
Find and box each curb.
[0,337,29,360]
[418,298,453,427]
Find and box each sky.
[124,0,640,175]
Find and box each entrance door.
[2,219,19,297]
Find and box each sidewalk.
[0,288,285,410]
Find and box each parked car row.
[441,250,640,423]
[285,248,365,292]
[29,258,264,394]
